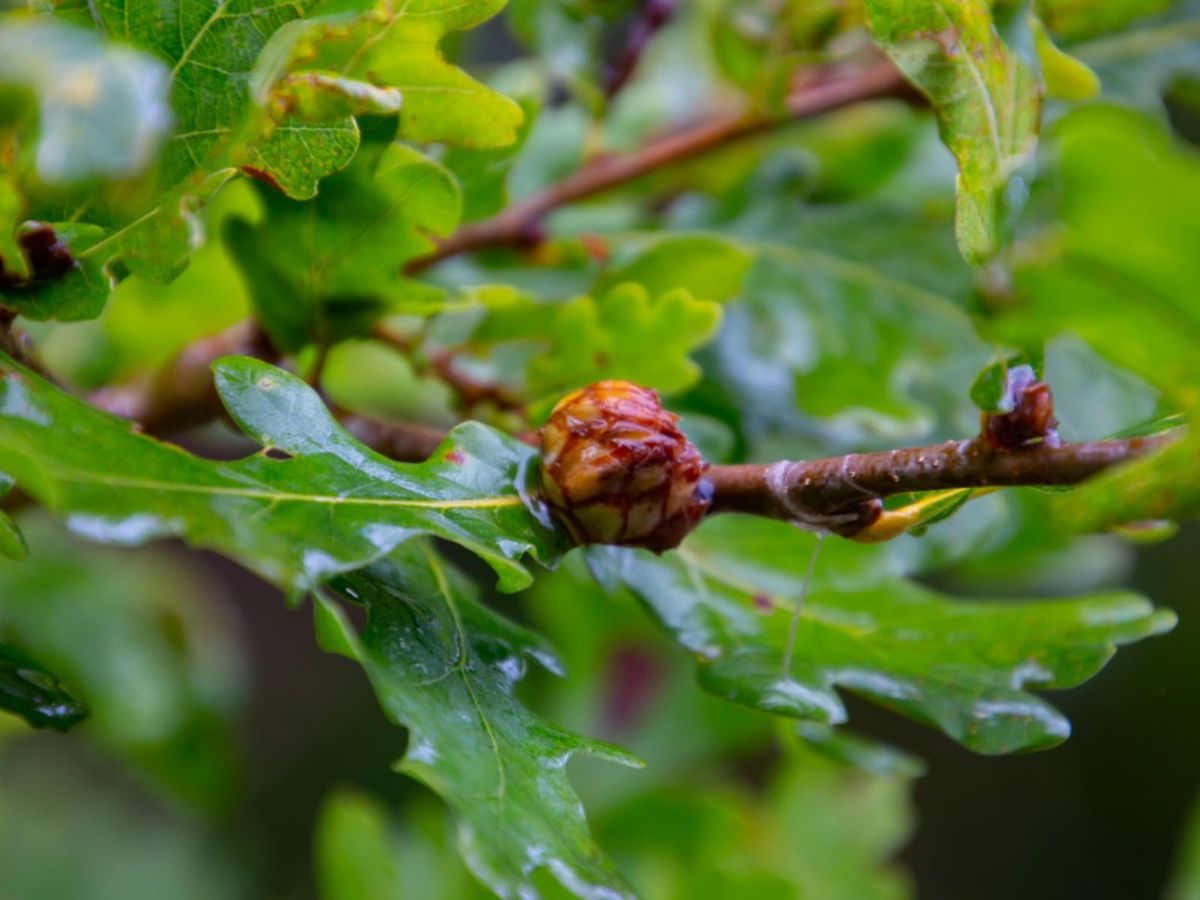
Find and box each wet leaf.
[0,642,88,730]
[0,354,568,593]
[316,544,640,899]
[586,516,1174,754]
[714,238,986,449]
[865,0,1042,264]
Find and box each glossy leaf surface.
[0,642,89,730]
[0,354,567,592]
[316,544,639,899]
[587,516,1174,754]
[865,0,1041,264]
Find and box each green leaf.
[1037,0,1175,41]
[0,354,568,593]
[720,239,986,448]
[226,142,460,350]
[864,0,1042,264]
[0,641,89,730]
[0,17,171,183]
[1055,436,1200,530]
[0,471,26,560]
[93,0,355,200]
[253,0,524,149]
[1033,17,1100,100]
[0,519,244,801]
[315,790,403,900]
[443,97,538,222]
[1008,107,1200,408]
[528,282,723,403]
[0,222,111,321]
[999,106,1200,526]
[969,359,1012,413]
[0,172,27,282]
[594,234,754,303]
[595,737,917,900]
[586,515,1174,754]
[969,349,1043,413]
[316,544,640,899]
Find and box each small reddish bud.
[983,365,1060,451]
[539,380,711,551]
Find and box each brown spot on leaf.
[241,166,284,193]
[0,224,79,288]
[444,450,466,464]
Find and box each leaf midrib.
[45,468,523,510]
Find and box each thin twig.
[406,57,909,273]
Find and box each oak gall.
[539,380,711,552]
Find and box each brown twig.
[338,412,454,462]
[89,320,276,433]
[706,435,1176,524]
[406,57,909,273]
[0,313,59,385]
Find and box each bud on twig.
[539,380,711,551]
[981,364,1060,451]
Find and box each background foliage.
[2,0,1200,898]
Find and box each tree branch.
[89,319,275,434]
[406,57,909,273]
[706,435,1176,530]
